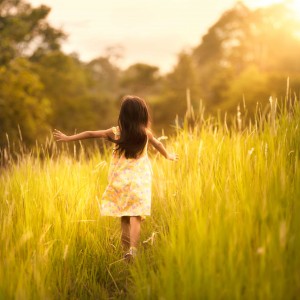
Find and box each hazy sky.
[28,0,284,73]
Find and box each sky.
[28,0,287,73]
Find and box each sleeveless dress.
[100,126,152,217]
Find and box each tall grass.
[0,92,299,299]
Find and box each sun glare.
[290,0,300,17]
[247,0,300,18]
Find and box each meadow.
[0,93,299,299]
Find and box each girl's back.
[101,124,152,217]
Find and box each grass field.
[0,95,300,299]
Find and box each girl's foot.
[124,246,137,262]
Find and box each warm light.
[246,0,300,18]
[289,0,300,18]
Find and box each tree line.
[1,0,300,147]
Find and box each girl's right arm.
[146,130,178,161]
[53,128,114,142]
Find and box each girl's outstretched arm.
[53,128,114,142]
[146,130,178,161]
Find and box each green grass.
[0,96,300,299]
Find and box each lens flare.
[290,0,300,18]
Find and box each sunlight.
[245,0,300,17]
[290,0,300,17]
[254,0,300,18]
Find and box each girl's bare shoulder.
[145,128,154,139]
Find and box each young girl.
[53,95,177,260]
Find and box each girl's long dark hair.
[111,96,150,159]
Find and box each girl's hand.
[167,153,179,161]
[53,129,70,142]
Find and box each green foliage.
[220,65,269,115]
[1,0,300,148]
[0,0,121,146]
[34,51,105,132]
[87,56,120,97]
[0,58,51,146]
[154,52,200,130]
[0,0,65,65]
[120,63,160,96]
[164,2,300,116]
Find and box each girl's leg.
[121,216,130,251]
[129,216,142,248]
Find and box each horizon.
[28,0,292,73]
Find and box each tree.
[192,2,252,107]
[220,65,269,115]
[0,0,65,66]
[0,58,51,146]
[0,0,121,147]
[190,2,300,114]
[153,51,200,131]
[120,63,160,97]
[34,51,101,132]
[87,55,121,100]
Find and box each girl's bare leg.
[121,216,130,251]
[130,216,141,248]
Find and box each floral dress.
[100,126,152,217]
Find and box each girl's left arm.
[146,129,178,161]
[53,128,114,142]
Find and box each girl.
[53,95,178,260]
